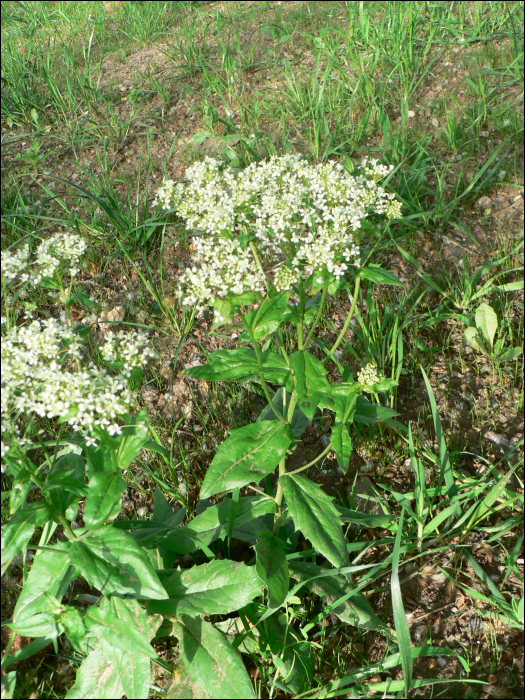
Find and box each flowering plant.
[2,157,406,699]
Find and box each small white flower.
[357,363,383,390]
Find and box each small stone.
[407,110,415,118]
[480,130,489,137]
[485,431,510,448]
[477,196,492,209]
[431,117,439,128]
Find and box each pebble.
[477,196,492,209]
[485,431,510,447]
[407,110,415,118]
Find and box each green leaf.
[183,347,290,384]
[257,387,309,438]
[244,292,291,339]
[114,411,150,469]
[69,526,168,599]
[173,614,255,699]
[153,484,175,522]
[360,264,404,286]
[66,645,125,699]
[289,350,328,418]
[1,672,16,700]
[1,636,53,671]
[391,508,412,695]
[1,502,52,567]
[256,535,289,608]
[331,423,352,474]
[200,421,293,499]
[288,561,388,631]
[12,542,73,638]
[167,664,213,699]
[265,613,314,694]
[83,471,127,529]
[335,505,396,529]
[475,303,498,349]
[464,326,484,352]
[354,396,400,425]
[65,291,102,310]
[497,346,523,361]
[9,468,31,513]
[84,605,159,661]
[149,560,263,617]
[59,606,86,652]
[156,497,276,554]
[281,474,348,568]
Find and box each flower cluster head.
[100,329,158,376]
[1,319,154,456]
[357,363,383,390]
[176,236,266,315]
[154,156,402,315]
[1,232,87,287]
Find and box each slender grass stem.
[324,273,361,363]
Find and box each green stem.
[297,280,306,349]
[286,443,332,476]
[303,285,328,348]
[324,273,361,363]
[273,457,287,533]
[250,484,278,503]
[249,241,266,280]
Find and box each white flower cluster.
[1,320,154,454]
[176,237,266,315]
[1,232,87,287]
[274,265,298,292]
[357,363,383,390]
[100,329,158,376]
[154,155,402,291]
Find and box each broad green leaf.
[464,326,484,352]
[1,672,16,700]
[257,387,309,438]
[281,474,348,568]
[153,484,176,522]
[475,303,498,349]
[256,535,289,609]
[495,280,524,292]
[173,614,255,699]
[354,396,400,425]
[66,645,125,699]
[167,664,213,699]
[69,526,167,599]
[59,606,86,652]
[200,421,293,499]
[331,423,352,473]
[12,542,73,638]
[149,497,276,553]
[83,471,127,529]
[288,561,388,632]
[316,384,360,423]
[183,347,290,384]
[265,613,314,694]
[70,597,162,698]
[244,292,291,339]
[360,264,403,286]
[115,410,150,469]
[84,605,159,661]
[1,501,51,565]
[391,508,412,695]
[289,350,328,418]
[148,560,263,617]
[66,290,102,310]
[498,346,523,361]
[9,468,31,513]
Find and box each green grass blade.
[391,507,412,695]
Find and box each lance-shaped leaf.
[255,534,289,609]
[281,474,348,568]
[354,396,400,424]
[12,541,73,638]
[148,496,276,554]
[183,347,290,384]
[200,421,293,499]
[289,561,390,632]
[83,471,127,529]
[173,614,255,699]
[289,350,328,418]
[475,302,498,349]
[244,291,291,339]
[257,387,309,438]
[2,501,52,565]
[360,264,403,286]
[331,422,352,474]
[148,560,263,617]
[69,526,167,599]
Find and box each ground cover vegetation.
[1,1,523,698]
